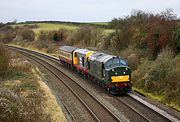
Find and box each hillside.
[0,44,66,122]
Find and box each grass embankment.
[0,45,66,122]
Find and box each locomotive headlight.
[126,68,128,70]
[123,72,126,74]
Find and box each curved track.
[8,45,180,122]
[9,46,122,122]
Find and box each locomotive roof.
[74,48,93,55]
[59,46,77,53]
[89,52,117,63]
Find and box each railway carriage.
[59,46,77,68]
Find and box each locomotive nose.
[109,66,131,76]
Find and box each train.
[58,46,132,94]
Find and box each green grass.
[35,23,78,33]
[12,22,114,34]
[88,22,109,25]
[104,29,114,34]
[133,87,180,111]
[12,23,79,34]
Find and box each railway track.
[8,45,180,122]
[9,46,121,122]
[114,96,173,122]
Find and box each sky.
[0,0,180,23]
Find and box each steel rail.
[10,47,122,122]
[8,45,180,122]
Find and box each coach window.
[74,52,77,57]
[87,58,90,69]
[82,57,85,66]
[102,63,105,77]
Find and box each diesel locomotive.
[59,46,132,94]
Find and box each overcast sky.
[0,0,180,23]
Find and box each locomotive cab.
[104,57,132,93]
[88,52,132,94]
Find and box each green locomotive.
[88,52,132,94]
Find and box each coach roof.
[74,48,93,55]
[59,46,77,53]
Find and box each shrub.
[38,29,69,43]
[38,31,48,42]
[171,26,180,52]
[23,24,38,29]
[0,44,11,77]
[127,53,140,70]
[132,48,180,107]
[133,48,175,89]
[0,26,16,43]
[67,25,103,47]
[52,28,69,42]
[15,28,35,42]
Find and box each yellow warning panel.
[111,75,130,82]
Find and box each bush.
[38,29,69,43]
[127,53,140,70]
[67,25,103,47]
[23,24,38,29]
[171,26,180,52]
[0,44,11,77]
[15,28,35,42]
[132,48,180,107]
[52,28,69,42]
[37,31,48,42]
[133,48,175,89]
[0,26,16,43]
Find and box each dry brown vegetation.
[0,44,11,77]
[0,47,66,122]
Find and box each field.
[12,22,114,35]
[88,22,109,25]
[12,23,79,34]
